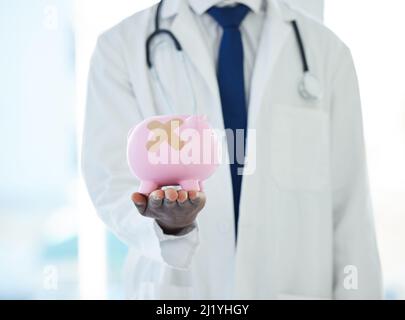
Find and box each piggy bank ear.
[199,115,208,122]
[186,114,208,123]
[127,127,135,140]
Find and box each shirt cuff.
[153,221,200,269]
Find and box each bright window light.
[325,0,405,299]
[74,0,158,300]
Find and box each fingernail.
[192,192,204,203]
[190,191,200,199]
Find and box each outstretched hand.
[132,188,206,235]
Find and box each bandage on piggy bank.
[127,115,220,194]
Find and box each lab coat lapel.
[170,1,222,123]
[248,0,293,128]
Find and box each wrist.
[156,221,195,236]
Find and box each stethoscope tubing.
[146,0,322,106]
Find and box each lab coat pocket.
[269,104,329,191]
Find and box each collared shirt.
[188,0,266,103]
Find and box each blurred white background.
[0,0,404,299]
[325,0,405,299]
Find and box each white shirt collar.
[188,0,264,15]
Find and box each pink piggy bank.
[127,115,220,194]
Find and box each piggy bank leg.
[179,180,200,192]
[139,181,159,195]
[199,181,204,191]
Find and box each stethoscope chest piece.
[299,72,322,102]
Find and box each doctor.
[82,0,382,299]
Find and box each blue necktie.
[207,4,250,238]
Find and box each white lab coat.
[82,0,383,299]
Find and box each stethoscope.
[146,0,322,113]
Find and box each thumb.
[132,193,147,214]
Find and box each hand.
[132,188,206,235]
